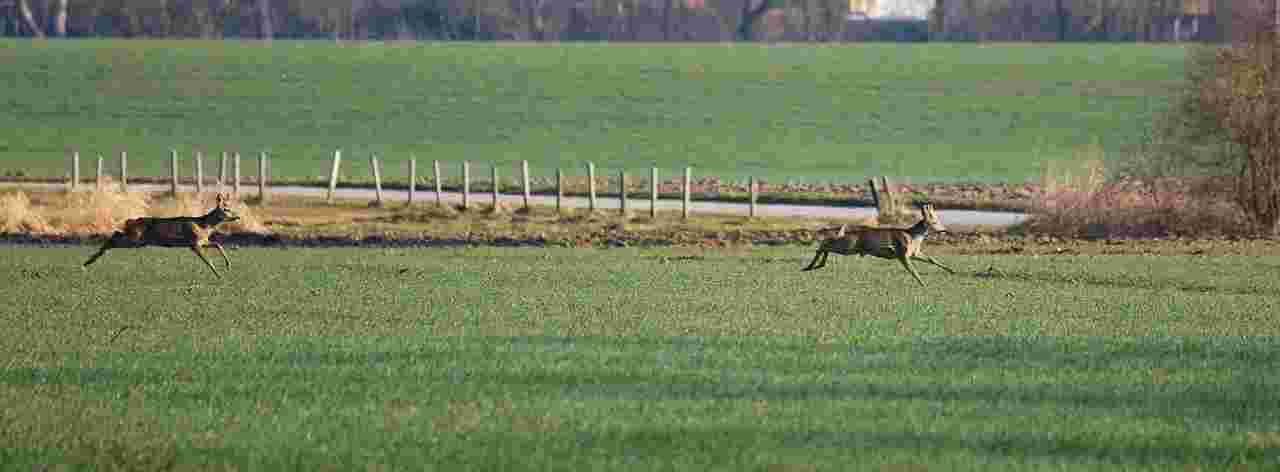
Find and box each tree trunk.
[1055,0,1067,41]
[17,0,44,38]
[53,0,67,37]
[258,0,273,39]
[663,0,673,40]
[527,0,540,40]
[800,0,811,41]
[736,0,774,40]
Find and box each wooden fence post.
[96,155,104,191]
[219,152,228,193]
[587,162,597,212]
[195,151,204,194]
[619,169,628,216]
[462,161,470,210]
[867,178,881,210]
[327,150,341,203]
[170,149,179,197]
[682,167,691,220]
[490,164,499,211]
[258,151,268,203]
[749,176,758,218]
[650,167,658,219]
[879,176,893,213]
[556,169,563,214]
[119,151,128,192]
[408,157,416,205]
[233,152,241,196]
[370,154,383,207]
[433,160,442,206]
[521,160,530,210]
[71,151,80,191]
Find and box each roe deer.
[801,202,955,286]
[83,194,241,278]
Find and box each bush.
[1121,1,1280,234]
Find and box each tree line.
[0,0,1253,42]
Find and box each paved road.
[2,182,1030,228]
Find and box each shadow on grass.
[963,267,1280,298]
[456,424,1272,469]
[10,336,1276,423]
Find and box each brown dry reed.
[1024,152,1252,239]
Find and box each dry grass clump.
[0,192,55,233]
[50,179,151,234]
[0,184,267,236]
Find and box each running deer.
[801,202,955,286]
[83,194,241,278]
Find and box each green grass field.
[2,246,1277,470]
[1,40,1186,185]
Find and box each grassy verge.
[2,246,1278,470]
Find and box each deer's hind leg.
[912,254,955,274]
[83,232,126,268]
[190,245,222,278]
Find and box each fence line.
[61,148,906,220]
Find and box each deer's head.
[209,194,241,225]
[916,202,946,233]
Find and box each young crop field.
[2,245,1278,470]
[1,40,1186,185]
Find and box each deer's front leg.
[897,256,926,287]
[913,255,955,274]
[190,246,222,278]
[210,242,232,269]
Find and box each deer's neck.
[198,211,221,227]
[907,218,931,243]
